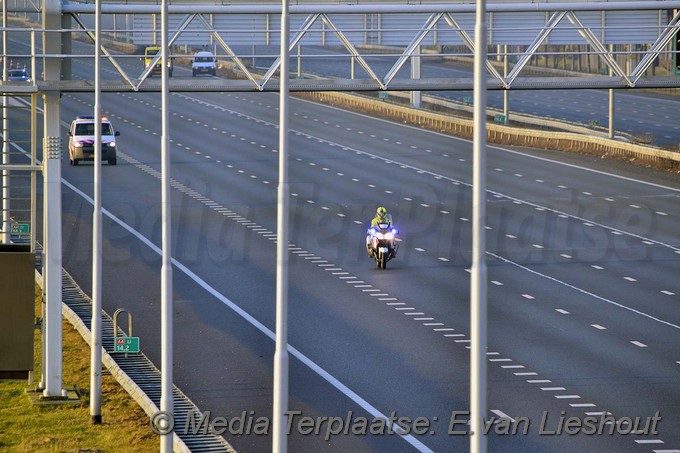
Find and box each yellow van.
[143,46,173,77]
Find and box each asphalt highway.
[283,45,680,148]
[7,37,680,452]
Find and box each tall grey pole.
[42,0,63,397]
[2,0,9,245]
[28,86,36,396]
[42,0,64,398]
[503,44,509,126]
[90,0,103,425]
[273,1,290,452]
[411,45,421,108]
[608,44,614,139]
[297,44,301,78]
[470,0,488,451]
[31,29,36,84]
[61,13,72,82]
[160,0,173,451]
[30,95,36,252]
[153,13,157,45]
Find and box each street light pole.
[160,0,173,452]
[273,1,290,452]
[90,0,103,425]
[470,0,488,452]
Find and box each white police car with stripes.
[68,115,119,166]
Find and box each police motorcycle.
[366,222,399,269]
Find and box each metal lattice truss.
[504,10,680,88]
[54,3,680,92]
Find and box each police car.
[67,115,119,165]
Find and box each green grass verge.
[0,287,158,452]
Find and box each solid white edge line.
[54,91,677,451]
[60,178,435,453]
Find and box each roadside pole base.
[26,385,82,406]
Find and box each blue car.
[7,69,31,82]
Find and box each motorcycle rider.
[366,206,393,251]
[371,206,393,227]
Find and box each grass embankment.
[0,287,157,452]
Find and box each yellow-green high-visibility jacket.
[370,213,393,227]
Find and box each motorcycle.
[366,222,399,269]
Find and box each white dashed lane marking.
[84,93,679,452]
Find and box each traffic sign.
[10,223,30,234]
[114,336,140,353]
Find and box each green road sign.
[379,92,389,99]
[114,336,140,353]
[494,114,506,123]
[10,223,30,234]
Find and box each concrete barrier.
[295,90,680,171]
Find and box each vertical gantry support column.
[42,0,64,399]
[42,123,63,397]
[608,44,615,139]
[411,45,421,108]
[61,13,72,82]
[503,44,509,126]
[297,44,302,78]
[2,0,10,245]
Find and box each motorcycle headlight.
[74,141,83,148]
[384,232,394,240]
[108,141,116,147]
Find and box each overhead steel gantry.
[5,1,680,93]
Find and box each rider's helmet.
[376,206,387,218]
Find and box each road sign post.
[113,336,140,353]
[112,309,139,354]
[10,222,30,235]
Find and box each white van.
[192,51,217,76]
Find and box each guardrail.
[45,268,236,453]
